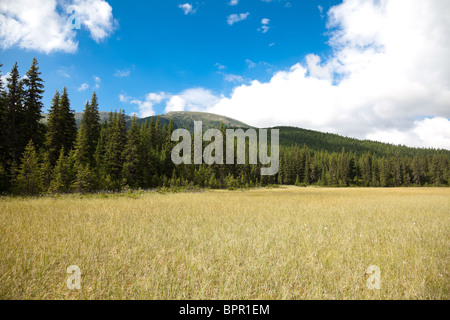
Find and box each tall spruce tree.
[122,116,141,188]
[74,102,90,166]
[15,141,42,195]
[45,88,77,166]
[0,63,6,167]
[49,148,75,193]
[76,92,101,166]
[45,91,61,165]
[105,110,127,189]
[23,58,45,149]
[59,87,77,153]
[74,93,101,167]
[72,163,96,193]
[4,62,26,166]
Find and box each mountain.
[136,111,252,130]
[41,111,250,130]
[276,126,450,157]
[41,111,132,127]
[41,110,449,157]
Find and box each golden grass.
[0,187,448,299]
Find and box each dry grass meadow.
[0,187,448,300]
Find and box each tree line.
[0,59,449,195]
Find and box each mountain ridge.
[41,110,450,156]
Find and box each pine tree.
[80,92,101,166]
[0,163,9,193]
[431,154,445,186]
[371,156,379,187]
[379,157,389,187]
[73,103,90,166]
[4,62,26,166]
[392,154,403,186]
[360,153,372,187]
[412,156,423,186]
[0,63,6,167]
[59,87,77,153]
[208,173,218,189]
[122,116,141,188]
[40,151,53,192]
[94,123,110,189]
[304,150,310,185]
[138,121,153,188]
[72,163,96,193]
[155,116,162,151]
[23,58,45,149]
[295,175,301,186]
[49,148,74,193]
[338,148,350,186]
[45,91,61,165]
[105,110,127,189]
[45,88,77,166]
[73,93,100,167]
[15,141,42,195]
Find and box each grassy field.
[0,187,448,300]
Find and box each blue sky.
[1,0,449,149]
[1,0,340,115]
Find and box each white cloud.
[1,72,10,86]
[193,0,450,150]
[114,69,130,78]
[111,0,449,150]
[93,75,101,89]
[71,0,117,43]
[0,0,116,53]
[119,94,129,103]
[215,63,226,70]
[229,0,239,6]
[165,88,222,113]
[259,18,270,33]
[367,117,450,150]
[121,88,222,117]
[246,59,256,69]
[178,3,195,15]
[78,83,89,91]
[318,5,323,15]
[227,12,249,26]
[131,99,155,118]
[166,96,187,113]
[223,74,245,83]
[121,92,167,118]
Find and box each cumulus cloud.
[93,75,101,89]
[70,0,117,42]
[259,18,270,33]
[120,88,222,117]
[165,88,222,113]
[128,92,167,118]
[0,0,116,53]
[229,0,239,6]
[78,83,89,91]
[227,13,249,26]
[366,117,450,149]
[200,0,450,150]
[178,3,195,15]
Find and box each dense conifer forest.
[1,59,449,195]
